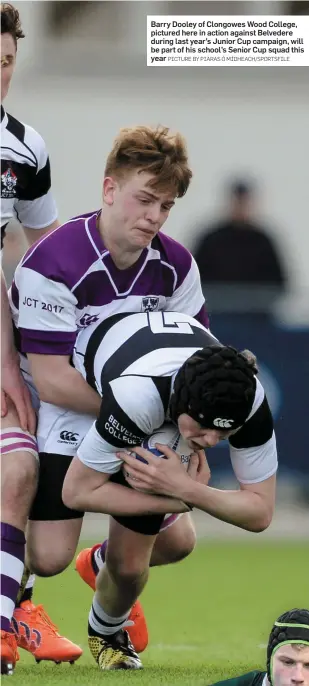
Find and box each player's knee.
[171,525,196,562]
[106,550,148,586]
[155,517,197,565]
[28,551,72,578]
[166,525,196,563]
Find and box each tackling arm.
[28,353,101,416]
[62,454,189,516]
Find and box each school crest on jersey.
[1,167,17,198]
[141,296,160,312]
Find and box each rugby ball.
[131,422,191,476]
[142,423,191,468]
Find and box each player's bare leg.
[76,512,195,654]
[87,519,156,670]
[149,512,196,566]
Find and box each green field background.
[13,541,308,686]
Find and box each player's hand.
[119,444,201,498]
[188,450,211,486]
[1,357,36,434]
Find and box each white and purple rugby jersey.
[10,210,209,355]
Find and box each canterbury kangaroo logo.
[12,617,42,650]
[59,431,79,441]
[213,418,234,428]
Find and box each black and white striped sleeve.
[229,378,278,484]
[14,127,57,229]
[77,376,166,474]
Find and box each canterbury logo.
[12,617,41,650]
[213,418,234,428]
[59,431,79,441]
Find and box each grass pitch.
[13,540,308,685]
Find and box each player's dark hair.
[105,125,192,198]
[1,2,24,45]
[267,609,309,684]
[169,344,257,429]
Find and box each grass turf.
[12,540,308,685]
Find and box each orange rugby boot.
[1,630,19,675]
[76,545,149,653]
[12,601,82,663]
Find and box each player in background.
[15,310,277,670]
[0,3,82,673]
[10,123,209,655]
[210,609,309,686]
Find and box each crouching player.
[26,310,277,670]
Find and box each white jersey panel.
[109,376,165,435]
[230,432,278,484]
[77,423,124,474]
[15,267,78,332]
[16,190,57,230]
[165,257,204,317]
[122,347,203,378]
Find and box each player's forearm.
[179,481,272,532]
[68,480,189,517]
[1,270,17,364]
[34,366,101,416]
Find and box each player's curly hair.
[267,609,309,684]
[169,344,257,427]
[1,3,25,44]
[105,125,192,198]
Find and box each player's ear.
[103,176,117,206]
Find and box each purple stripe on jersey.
[155,233,193,290]
[74,259,176,307]
[1,432,37,447]
[20,328,77,355]
[1,441,37,454]
[20,212,104,290]
[0,574,20,603]
[194,304,209,329]
[11,281,19,309]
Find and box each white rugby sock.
[25,574,35,590]
[88,595,132,637]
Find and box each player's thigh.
[1,401,38,528]
[154,512,196,562]
[27,452,84,576]
[106,516,158,580]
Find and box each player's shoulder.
[154,232,193,267]
[152,232,196,285]
[5,111,47,160]
[19,211,100,287]
[211,670,266,686]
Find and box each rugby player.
[18,310,277,670]
[211,609,309,686]
[0,3,81,673]
[9,123,208,654]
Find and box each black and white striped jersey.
[1,106,57,247]
[73,311,278,483]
